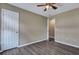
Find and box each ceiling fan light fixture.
[37,3,58,11]
[46,5,50,10]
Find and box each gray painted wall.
[49,19,55,38]
[0,4,1,50]
[0,3,47,50]
[55,8,79,48]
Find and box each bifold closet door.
[1,9,19,51]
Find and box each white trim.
[47,18,49,40]
[18,39,47,48]
[0,39,47,52]
[55,40,79,48]
[54,19,56,40]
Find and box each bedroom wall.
[55,7,79,48]
[0,4,1,50]
[49,19,55,39]
[0,3,47,47]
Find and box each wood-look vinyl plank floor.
[0,40,79,55]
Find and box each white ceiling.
[10,3,79,17]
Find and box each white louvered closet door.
[1,9,19,51]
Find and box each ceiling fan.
[37,3,58,12]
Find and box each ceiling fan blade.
[37,5,46,7]
[44,8,47,11]
[49,3,56,6]
[51,3,56,4]
[51,6,57,9]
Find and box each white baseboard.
[18,39,47,48]
[0,39,47,52]
[55,40,79,48]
